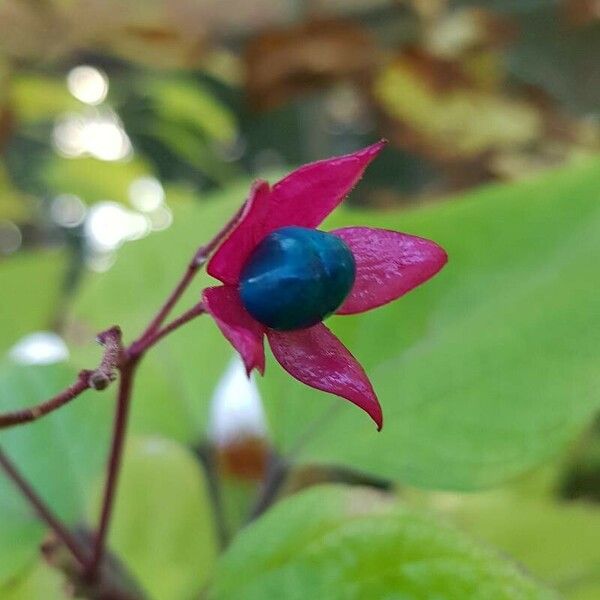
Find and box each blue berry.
[239,226,356,330]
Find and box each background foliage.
[0,1,598,598]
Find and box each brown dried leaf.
[399,0,448,21]
[373,48,543,162]
[0,1,72,62]
[68,0,209,69]
[0,0,211,69]
[245,19,381,110]
[424,7,518,59]
[563,0,600,26]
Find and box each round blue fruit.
[239,226,356,331]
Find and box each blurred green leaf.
[125,77,241,185]
[10,75,80,123]
[560,419,600,502]
[90,436,218,600]
[0,518,43,587]
[260,156,600,489]
[42,156,153,205]
[147,79,237,143]
[0,362,111,520]
[0,250,67,355]
[445,493,600,600]
[211,485,554,599]
[150,121,240,185]
[0,164,32,221]
[0,561,68,600]
[0,362,112,583]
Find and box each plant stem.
[135,265,200,346]
[139,303,205,352]
[0,371,90,430]
[245,403,342,520]
[86,200,246,578]
[136,200,246,343]
[0,326,123,429]
[90,326,123,390]
[247,453,290,522]
[0,448,90,568]
[87,362,137,579]
[195,444,230,550]
[0,198,247,582]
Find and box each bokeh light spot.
[67,65,109,105]
[9,332,69,365]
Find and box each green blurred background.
[0,1,599,598]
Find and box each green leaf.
[0,249,67,355]
[0,561,68,600]
[127,78,240,184]
[211,485,554,599]
[71,158,600,490]
[126,322,232,443]
[0,519,43,587]
[150,121,240,185]
[90,436,218,600]
[42,156,153,205]
[447,494,600,600]
[0,362,112,519]
[259,156,600,489]
[0,362,112,582]
[0,164,32,221]
[10,75,80,122]
[147,79,237,143]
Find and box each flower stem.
[86,362,137,580]
[0,326,123,429]
[139,303,205,352]
[247,453,290,522]
[0,198,247,582]
[0,371,90,430]
[135,265,199,345]
[136,200,246,343]
[0,448,90,568]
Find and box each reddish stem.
[0,198,246,582]
[140,303,206,351]
[86,362,137,579]
[84,305,205,580]
[0,326,123,430]
[0,448,90,568]
[0,371,90,430]
[87,203,245,579]
[90,326,123,390]
[135,266,198,347]
[136,201,246,343]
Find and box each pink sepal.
[267,140,386,231]
[207,142,386,285]
[332,227,448,315]
[203,286,266,375]
[267,323,383,430]
[207,180,271,285]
